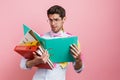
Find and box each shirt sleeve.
[20,57,32,70]
[73,62,84,73]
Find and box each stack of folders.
[14,30,54,70]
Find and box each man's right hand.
[26,48,49,68]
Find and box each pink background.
[0,0,120,80]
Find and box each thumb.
[33,52,37,57]
[44,49,48,54]
[45,49,49,57]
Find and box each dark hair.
[47,5,66,19]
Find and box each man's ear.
[63,17,66,21]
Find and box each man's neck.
[50,30,64,37]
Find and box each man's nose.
[51,21,56,25]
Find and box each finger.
[33,52,42,59]
[33,52,37,57]
[44,56,49,63]
[71,53,77,59]
[38,46,44,53]
[44,50,49,58]
[73,44,80,53]
[41,50,48,58]
[41,47,45,52]
[72,44,79,51]
[42,55,49,63]
[73,44,82,53]
[35,49,42,56]
[43,49,49,55]
[46,51,49,58]
[71,52,80,60]
[70,45,78,53]
[44,50,49,61]
[70,49,78,56]
[71,44,81,54]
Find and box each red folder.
[14,46,37,59]
[14,46,54,69]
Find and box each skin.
[26,14,82,70]
[48,14,65,33]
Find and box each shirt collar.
[50,30,64,37]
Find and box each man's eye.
[49,19,52,21]
[54,19,59,21]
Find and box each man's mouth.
[52,26,57,29]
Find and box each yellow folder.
[20,40,40,46]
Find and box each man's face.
[48,14,65,33]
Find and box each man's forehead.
[48,14,61,19]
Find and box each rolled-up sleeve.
[20,57,32,70]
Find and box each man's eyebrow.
[49,18,60,19]
[49,18,52,20]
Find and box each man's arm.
[26,50,49,68]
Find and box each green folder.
[23,24,78,63]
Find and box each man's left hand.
[70,44,83,70]
[70,44,81,61]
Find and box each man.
[20,5,83,80]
